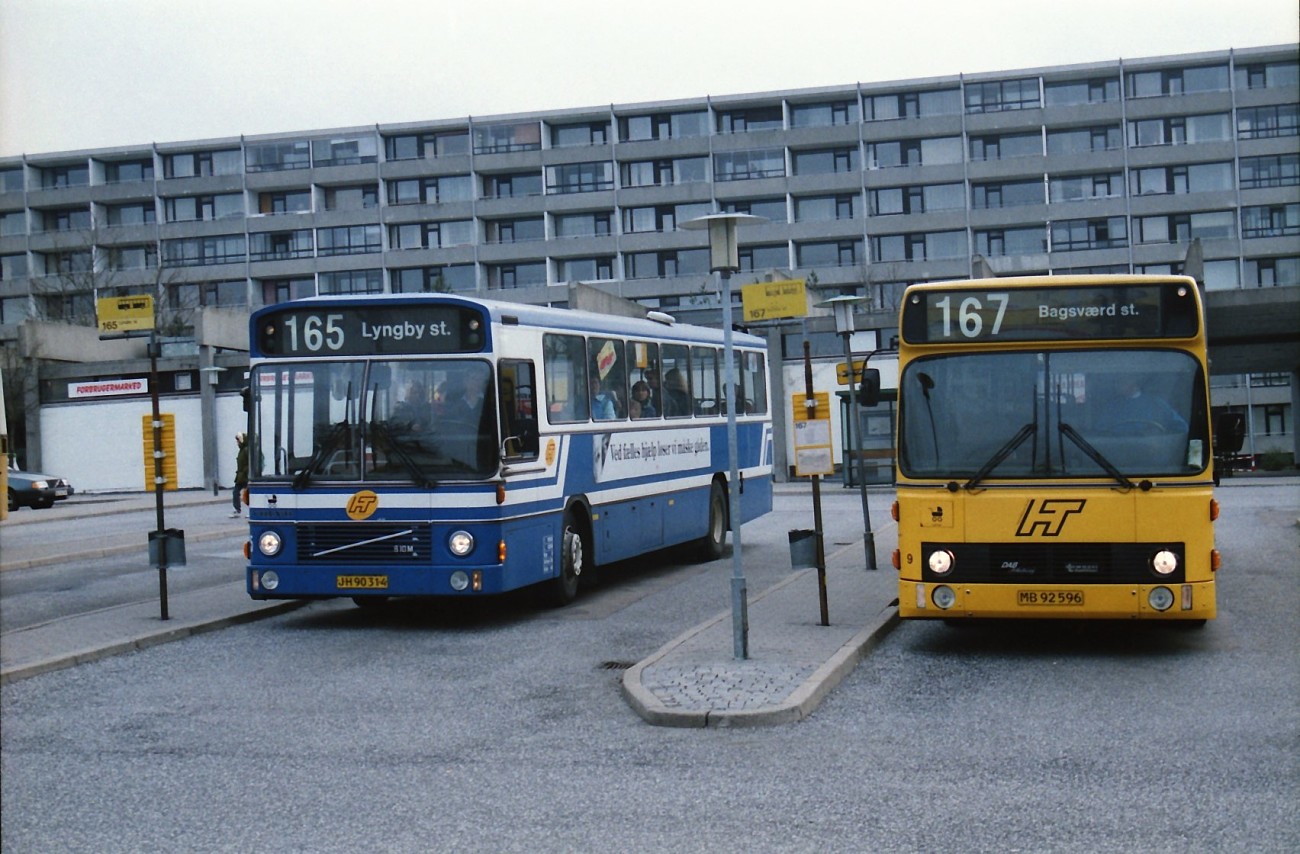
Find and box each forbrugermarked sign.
[742,279,807,322]
[98,295,155,335]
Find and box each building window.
[550,121,609,147]
[795,239,862,267]
[869,183,964,216]
[1237,105,1299,140]
[547,161,614,194]
[1129,162,1233,196]
[969,132,1042,161]
[39,206,91,232]
[972,179,1044,209]
[1135,211,1236,244]
[1,253,30,280]
[1050,217,1128,251]
[487,261,547,289]
[1127,113,1231,147]
[965,78,1040,113]
[1235,60,1300,90]
[617,111,709,141]
[104,159,155,183]
[323,184,378,211]
[1244,256,1300,287]
[719,197,786,223]
[310,136,378,167]
[795,194,857,222]
[106,244,160,271]
[867,137,963,168]
[738,244,790,272]
[245,141,311,172]
[713,149,785,181]
[1126,64,1229,97]
[621,203,711,233]
[391,265,475,293]
[1046,125,1121,155]
[165,193,244,222]
[1,211,26,236]
[716,105,783,133]
[620,157,706,188]
[163,149,241,178]
[975,226,1047,256]
[1044,77,1119,106]
[473,121,541,154]
[482,171,543,199]
[1241,204,1300,239]
[871,231,967,262]
[1,168,25,192]
[250,230,313,261]
[556,256,615,281]
[105,202,157,227]
[39,249,92,275]
[1240,154,1300,189]
[316,225,382,256]
[865,89,962,120]
[319,269,382,294]
[792,147,858,175]
[161,236,245,267]
[484,217,545,244]
[553,212,611,239]
[1049,173,1123,202]
[625,249,708,278]
[790,100,860,128]
[257,190,311,215]
[259,278,315,304]
[384,130,469,160]
[387,175,472,205]
[39,164,90,189]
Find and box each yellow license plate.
[1017,589,1084,606]
[336,575,389,590]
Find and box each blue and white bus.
[244,293,773,606]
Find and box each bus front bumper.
[899,580,1216,620]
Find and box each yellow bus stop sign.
[98,295,155,334]
[742,279,807,322]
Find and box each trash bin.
[787,529,819,569]
[148,528,187,568]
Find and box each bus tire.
[551,511,586,606]
[699,480,728,561]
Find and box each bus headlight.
[928,549,954,576]
[1148,586,1174,611]
[1151,550,1178,576]
[932,585,957,609]
[449,570,470,591]
[448,530,475,557]
[261,570,279,591]
[257,531,283,557]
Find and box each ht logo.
[1015,499,1086,537]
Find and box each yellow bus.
[890,275,1219,623]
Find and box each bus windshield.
[250,359,498,485]
[898,348,1208,481]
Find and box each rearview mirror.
[859,368,881,407]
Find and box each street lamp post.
[683,212,766,659]
[820,295,877,570]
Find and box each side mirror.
[1213,412,1246,454]
[859,368,881,407]
[240,386,251,412]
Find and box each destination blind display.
[901,282,1199,344]
[256,304,487,356]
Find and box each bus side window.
[499,359,539,458]
[544,333,588,423]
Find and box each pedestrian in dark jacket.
[230,432,248,517]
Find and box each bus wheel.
[551,513,585,606]
[699,480,728,561]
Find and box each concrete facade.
[1,44,1297,487]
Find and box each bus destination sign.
[902,282,1199,344]
[256,304,486,357]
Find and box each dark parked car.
[7,470,74,511]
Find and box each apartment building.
[1,43,1296,485]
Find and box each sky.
[1,0,1296,157]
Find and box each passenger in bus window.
[1101,376,1188,434]
[392,380,431,432]
[589,375,617,420]
[630,381,657,419]
[662,368,691,417]
[644,368,663,413]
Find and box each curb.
[0,600,307,686]
[621,567,902,728]
[0,526,246,572]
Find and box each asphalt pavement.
[0,484,901,726]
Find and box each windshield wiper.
[292,421,350,491]
[964,422,1037,491]
[1058,423,1134,490]
[368,421,438,489]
